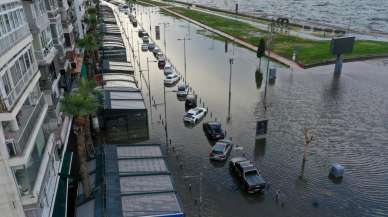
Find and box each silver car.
[209,140,233,161]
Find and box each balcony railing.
[47,3,60,19]
[34,41,55,62]
[1,63,39,111]
[6,94,46,157]
[53,33,65,46]
[0,24,30,59]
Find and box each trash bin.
[329,163,344,178]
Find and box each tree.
[257,38,266,71]
[77,34,99,77]
[61,79,100,199]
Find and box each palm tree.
[61,79,100,199]
[77,33,98,77]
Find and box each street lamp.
[146,57,157,107]
[264,21,275,109]
[177,37,191,86]
[227,58,233,122]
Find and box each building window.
[3,14,11,32]
[19,56,27,75]
[14,127,47,195]
[24,52,31,69]
[2,73,12,95]
[10,63,22,87]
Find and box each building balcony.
[0,24,30,59]
[62,18,74,34]
[27,12,50,34]
[0,63,39,112]
[58,0,69,11]
[5,94,47,158]
[48,10,61,24]
[35,43,57,66]
[47,3,60,20]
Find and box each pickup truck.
[229,157,266,194]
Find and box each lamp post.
[146,58,157,106]
[264,21,275,108]
[177,37,191,86]
[227,58,233,122]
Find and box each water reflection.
[255,68,263,89]
[129,4,388,217]
[254,138,266,158]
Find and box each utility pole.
[227,58,233,122]
[149,12,152,32]
[177,37,191,85]
[146,57,151,104]
[264,21,275,108]
[163,84,168,151]
[303,128,313,162]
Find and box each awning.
[81,64,87,79]
[52,152,73,217]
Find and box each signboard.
[330,37,355,55]
[256,120,268,138]
[155,25,160,40]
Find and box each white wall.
[0,124,26,217]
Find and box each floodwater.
[186,0,388,33]
[118,4,388,217]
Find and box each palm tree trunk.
[74,118,92,199]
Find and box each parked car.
[148,42,155,50]
[152,47,161,56]
[163,64,174,75]
[203,122,225,140]
[209,139,233,161]
[177,84,189,97]
[158,57,166,68]
[164,73,180,85]
[185,95,197,110]
[132,20,137,27]
[183,107,207,124]
[141,43,148,51]
[142,36,150,43]
[138,29,145,37]
[229,157,266,194]
[156,51,164,60]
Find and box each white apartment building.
[0,1,76,217]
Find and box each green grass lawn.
[143,2,388,67]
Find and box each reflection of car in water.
[183,107,207,124]
[203,122,225,140]
[185,95,197,110]
[229,157,266,194]
[209,139,233,161]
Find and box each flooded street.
[119,5,388,217]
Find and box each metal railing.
[34,41,55,62]
[8,94,46,156]
[1,63,38,111]
[0,24,30,59]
